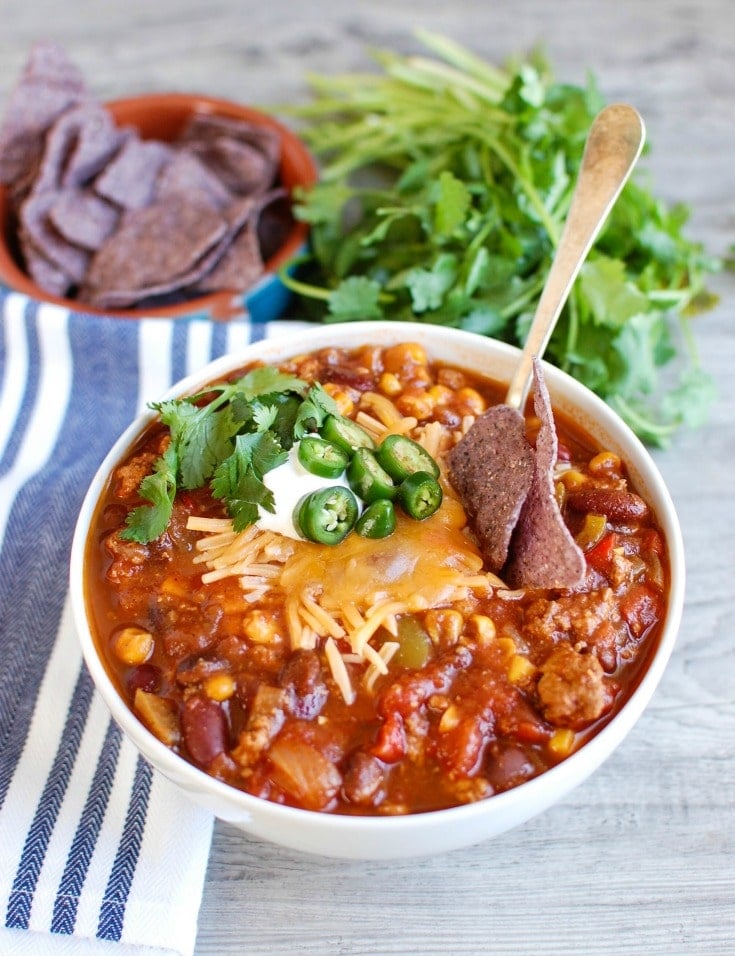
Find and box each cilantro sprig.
[120,367,341,543]
[279,30,720,445]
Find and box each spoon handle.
[504,103,645,410]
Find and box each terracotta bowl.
[69,322,685,860]
[0,92,317,320]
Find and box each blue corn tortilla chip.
[49,187,119,250]
[32,103,126,194]
[154,148,232,212]
[93,137,173,209]
[0,40,87,185]
[19,190,91,284]
[21,238,74,296]
[447,403,534,573]
[80,197,227,307]
[504,359,586,590]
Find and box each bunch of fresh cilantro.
[280,31,720,445]
[121,366,339,544]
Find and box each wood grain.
[2,1,733,953]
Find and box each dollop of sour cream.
[257,439,353,540]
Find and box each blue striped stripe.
[171,317,190,384]
[5,666,95,930]
[248,320,268,344]
[210,317,229,358]
[96,756,153,942]
[50,719,123,935]
[0,299,40,479]
[0,315,140,808]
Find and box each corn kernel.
[378,372,402,397]
[396,392,434,421]
[560,468,587,491]
[439,704,461,733]
[427,384,453,406]
[496,636,517,659]
[589,450,622,478]
[113,626,154,665]
[322,381,355,417]
[383,342,428,373]
[456,387,487,415]
[243,612,280,645]
[204,672,236,701]
[160,575,190,598]
[469,614,496,645]
[508,654,537,684]
[548,728,576,757]
[425,609,464,646]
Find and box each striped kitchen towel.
[0,287,312,955]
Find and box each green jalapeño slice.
[398,471,443,520]
[296,486,359,545]
[298,436,350,478]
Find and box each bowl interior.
[69,322,684,858]
[0,92,317,319]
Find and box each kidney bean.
[566,487,649,522]
[126,663,161,695]
[181,694,228,767]
[327,365,375,391]
[280,650,328,719]
[342,751,385,807]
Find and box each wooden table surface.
[2,1,733,953]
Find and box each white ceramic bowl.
[69,321,685,859]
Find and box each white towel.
[0,290,312,954]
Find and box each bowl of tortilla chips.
[0,41,317,321]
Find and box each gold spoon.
[448,103,645,575]
[505,102,646,411]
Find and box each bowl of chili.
[69,321,684,859]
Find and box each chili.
[85,341,669,817]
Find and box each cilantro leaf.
[120,444,178,543]
[406,253,458,312]
[433,171,471,237]
[231,367,308,401]
[211,432,286,532]
[295,383,340,438]
[327,276,383,321]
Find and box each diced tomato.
[435,715,489,776]
[640,528,665,555]
[620,582,663,639]
[370,712,407,764]
[586,531,618,572]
